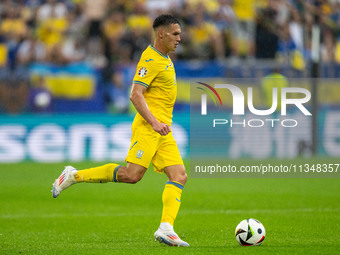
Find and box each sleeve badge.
[138,67,147,77]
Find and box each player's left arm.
[130,83,171,136]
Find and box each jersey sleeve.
[132,58,159,88]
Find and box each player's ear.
[158,28,164,39]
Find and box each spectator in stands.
[213,0,236,58]
[186,1,224,60]
[277,21,306,71]
[85,37,107,68]
[255,0,281,59]
[16,29,47,66]
[145,0,183,19]
[21,1,40,32]
[36,0,67,22]
[83,0,108,38]
[329,1,340,63]
[0,3,27,40]
[231,0,257,60]
[36,3,68,64]
[103,10,127,62]
[0,2,28,68]
[214,0,236,30]
[289,7,304,52]
[121,1,152,61]
[60,8,87,64]
[278,22,296,60]
[322,0,339,62]
[275,0,291,26]
[61,36,86,64]
[64,6,87,42]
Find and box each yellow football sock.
[75,163,121,183]
[161,181,184,226]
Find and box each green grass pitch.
[0,158,339,254]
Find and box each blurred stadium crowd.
[0,0,340,113]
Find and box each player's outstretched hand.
[152,122,171,136]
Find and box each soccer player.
[51,14,189,247]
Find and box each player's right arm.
[130,83,171,136]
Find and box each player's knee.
[165,165,188,185]
[127,173,143,184]
[179,172,188,185]
[124,164,146,184]
[173,170,187,185]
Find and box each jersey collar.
[149,44,169,59]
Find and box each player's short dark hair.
[153,14,180,30]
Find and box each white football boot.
[154,223,189,247]
[52,166,77,198]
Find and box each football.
[235,218,266,246]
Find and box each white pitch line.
[0,208,338,219]
[189,207,340,215]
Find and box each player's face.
[164,24,181,52]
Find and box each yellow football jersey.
[233,0,256,21]
[132,45,177,126]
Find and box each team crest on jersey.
[138,67,147,77]
[136,150,144,159]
